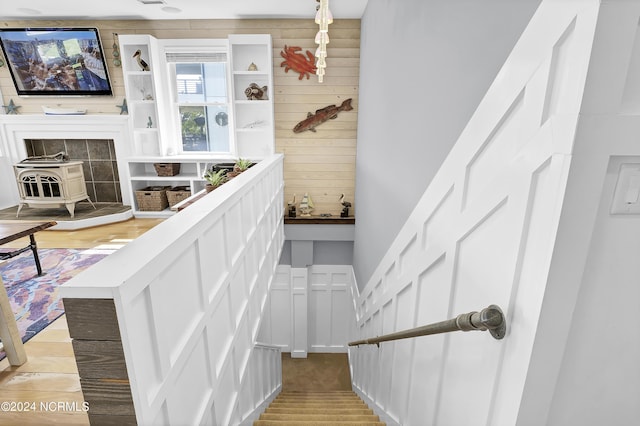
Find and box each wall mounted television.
[0,28,113,96]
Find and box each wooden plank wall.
[0,19,360,217]
[63,298,136,425]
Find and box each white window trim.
[158,39,236,157]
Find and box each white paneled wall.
[260,265,357,355]
[349,1,600,425]
[62,154,284,426]
[291,267,309,358]
[308,266,354,353]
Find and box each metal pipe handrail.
[348,305,506,346]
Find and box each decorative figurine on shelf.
[147,116,153,128]
[299,193,314,217]
[248,62,258,71]
[133,49,150,71]
[2,99,21,114]
[244,83,268,100]
[288,194,297,218]
[140,87,153,100]
[340,193,352,218]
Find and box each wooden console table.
[284,215,355,224]
[0,221,57,276]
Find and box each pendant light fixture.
[314,0,333,83]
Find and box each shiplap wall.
[0,19,359,216]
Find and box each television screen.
[0,28,113,96]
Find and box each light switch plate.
[611,163,640,214]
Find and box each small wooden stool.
[0,271,27,366]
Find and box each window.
[166,50,231,153]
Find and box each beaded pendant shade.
[314,0,333,82]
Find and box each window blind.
[165,52,227,63]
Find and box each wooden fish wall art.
[280,45,317,80]
[293,99,353,133]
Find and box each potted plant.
[234,158,253,173]
[203,168,228,192]
[227,158,254,179]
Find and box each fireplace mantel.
[0,114,132,210]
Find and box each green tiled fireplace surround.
[24,139,121,203]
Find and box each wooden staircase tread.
[275,400,364,403]
[260,414,381,421]
[268,404,368,409]
[275,400,364,402]
[277,394,362,397]
[278,393,358,396]
[255,390,385,426]
[280,390,356,395]
[275,399,364,402]
[276,396,363,400]
[278,392,357,395]
[265,408,374,415]
[254,422,385,426]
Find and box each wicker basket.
[153,163,181,177]
[135,186,170,211]
[167,186,191,207]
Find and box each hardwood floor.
[0,218,164,249]
[0,218,162,425]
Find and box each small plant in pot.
[236,157,254,172]
[226,158,253,179]
[203,168,228,192]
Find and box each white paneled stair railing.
[61,154,285,425]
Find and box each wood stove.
[14,160,94,218]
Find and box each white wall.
[525,3,640,422]
[546,156,640,425]
[353,0,542,287]
[349,1,605,425]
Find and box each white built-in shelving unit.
[118,34,274,216]
[229,34,275,159]
[119,35,166,157]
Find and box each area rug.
[0,248,109,360]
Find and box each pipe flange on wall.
[483,304,506,340]
[456,304,506,340]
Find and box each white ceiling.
[0,0,369,21]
